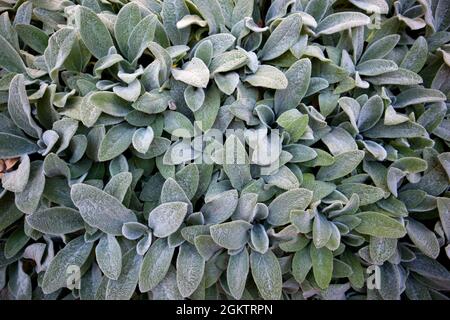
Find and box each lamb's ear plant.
[0,0,450,301]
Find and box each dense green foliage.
[0,0,450,300]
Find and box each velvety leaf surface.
[0,0,448,302]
